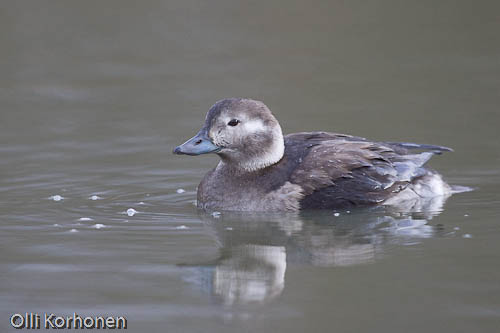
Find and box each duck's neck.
[218,128,285,173]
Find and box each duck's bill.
[173,131,221,156]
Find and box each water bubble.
[49,195,64,201]
[93,224,106,229]
[211,211,221,218]
[126,208,137,217]
[225,227,233,231]
[464,214,469,217]
[78,217,94,222]
[176,188,186,194]
[138,201,145,205]
[69,229,78,233]
[333,212,340,217]
[89,195,102,200]
[175,225,189,230]
[463,234,472,238]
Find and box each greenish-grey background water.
[1,1,499,332]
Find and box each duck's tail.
[450,185,475,194]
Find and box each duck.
[173,98,454,212]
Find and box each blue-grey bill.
[173,131,221,156]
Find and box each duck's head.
[173,98,285,171]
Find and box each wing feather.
[284,132,450,209]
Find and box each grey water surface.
[1,1,500,332]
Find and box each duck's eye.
[227,119,240,127]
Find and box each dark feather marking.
[278,132,452,210]
[384,142,453,154]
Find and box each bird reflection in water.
[180,193,452,305]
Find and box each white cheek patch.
[243,119,266,133]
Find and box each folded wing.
[284,132,451,209]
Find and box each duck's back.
[284,132,452,210]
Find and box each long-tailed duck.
[174,98,456,211]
